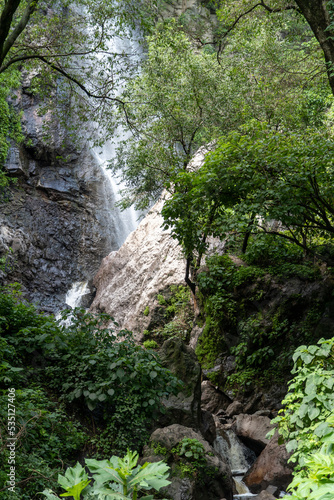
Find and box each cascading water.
[61,25,143,310]
[91,28,143,248]
[65,281,90,309]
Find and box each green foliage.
[272,338,334,500]
[163,125,334,262]
[0,69,22,186]
[177,438,205,461]
[194,251,331,390]
[143,307,150,317]
[43,450,171,499]
[170,438,216,481]
[243,234,321,280]
[111,19,240,209]
[0,286,180,496]
[157,295,167,306]
[151,286,193,343]
[0,388,87,499]
[151,443,168,457]
[143,340,159,349]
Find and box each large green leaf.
[60,480,91,500]
[128,461,170,491]
[58,463,89,490]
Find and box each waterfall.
[90,27,143,248]
[60,24,143,311]
[65,281,89,309]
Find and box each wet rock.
[244,432,293,494]
[1,85,123,312]
[233,414,274,455]
[253,492,276,500]
[143,424,233,500]
[225,401,244,417]
[201,380,232,414]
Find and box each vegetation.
[3,0,334,498]
[271,338,334,500]
[142,286,193,346]
[43,449,171,499]
[194,250,332,388]
[0,286,179,498]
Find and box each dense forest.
[1,1,334,499]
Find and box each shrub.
[0,286,181,497]
[42,449,171,499]
[143,340,159,349]
[271,338,334,499]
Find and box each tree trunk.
[294,0,334,96]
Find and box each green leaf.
[308,406,320,421]
[59,480,91,500]
[58,463,91,500]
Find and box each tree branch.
[221,1,298,41]
[0,0,21,60]
[1,0,40,65]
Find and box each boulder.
[233,414,274,455]
[158,338,201,429]
[142,424,234,500]
[200,409,216,444]
[225,400,244,418]
[201,380,232,414]
[244,432,293,494]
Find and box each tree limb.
[0,0,21,60]
[1,0,40,65]
[221,1,297,41]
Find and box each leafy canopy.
[162,124,334,262]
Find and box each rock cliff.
[90,193,186,335]
[0,80,124,312]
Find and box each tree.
[0,0,160,156]
[216,0,334,97]
[111,12,325,210]
[109,20,241,210]
[162,124,334,281]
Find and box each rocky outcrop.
[90,193,186,334]
[142,424,234,500]
[1,80,125,312]
[244,432,293,494]
[233,414,274,455]
[201,380,232,414]
[158,338,202,429]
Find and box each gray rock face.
[158,338,202,429]
[142,424,233,500]
[1,85,122,312]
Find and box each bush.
[272,338,334,499]
[42,449,171,499]
[0,286,181,497]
